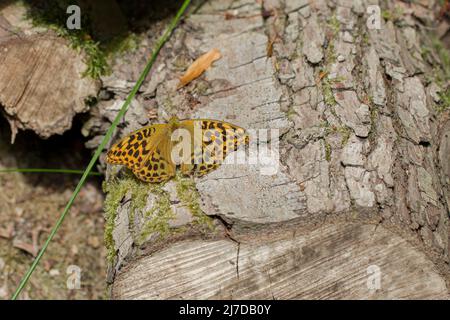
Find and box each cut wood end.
[0,36,100,141]
[112,222,450,300]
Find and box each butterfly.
[106,116,249,183]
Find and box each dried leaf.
[316,71,328,85]
[267,38,275,57]
[178,48,221,89]
[13,240,38,257]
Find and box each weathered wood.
[0,2,99,142]
[113,222,449,299]
[98,0,450,299]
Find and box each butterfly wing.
[132,137,176,183]
[179,119,249,176]
[107,124,166,168]
[106,124,176,183]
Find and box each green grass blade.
[11,0,191,300]
[0,168,102,176]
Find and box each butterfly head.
[168,115,180,130]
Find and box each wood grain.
[0,35,99,141]
[0,3,99,141]
[113,222,449,299]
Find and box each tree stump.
[102,0,450,299]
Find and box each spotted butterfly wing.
[132,137,176,183]
[179,119,249,176]
[106,124,176,182]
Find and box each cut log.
[101,0,450,299]
[0,2,99,142]
[113,222,449,299]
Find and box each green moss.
[421,36,450,84]
[175,174,214,230]
[436,88,450,112]
[104,32,140,56]
[172,54,191,71]
[24,0,108,78]
[102,171,167,261]
[319,120,331,132]
[431,37,450,83]
[381,10,392,21]
[322,79,336,106]
[421,36,450,113]
[192,81,210,96]
[324,140,332,162]
[420,46,431,61]
[325,42,336,64]
[327,15,340,36]
[103,171,215,257]
[323,16,339,66]
[381,7,403,23]
[102,178,130,262]
[319,72,347,108]
[362,32,370,46]
[23,0,140,79]
[138,188,174,245]
[322,122,351,147]
[337,126,351,146]
[136,174,215,244]
[286,107,298,121]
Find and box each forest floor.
[0,115,106,299]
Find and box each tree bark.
[103,0,450,299]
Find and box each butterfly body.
[107,116,248,183]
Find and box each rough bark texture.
[99,0,450,299]
[0,3,100,142]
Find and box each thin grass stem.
[0,168,102,176]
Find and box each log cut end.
[0,3,100,142]
[112,222,449,299]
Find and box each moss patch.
[321,121,352,150]
[322,77,337,106]
[327,15,340,37]
[102,171,164,262]
[103,170,215,257]
[103,179,126,262]
[138,187,174,245]
[175,174,214,231]
[23,0,141,79]
[421,36,450,112]
[436,88,450,112]
[337,126,351,146]
[324,140,332,162]
[381,6,404,24]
